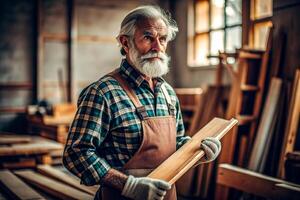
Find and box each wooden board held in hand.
[148,117,238,184]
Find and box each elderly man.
[63,5,221,200]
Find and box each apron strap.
[161,84,175,116]
[109,69,148,119]
[109,69,142,108]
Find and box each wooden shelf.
[239,51,262,59]
[0,82,33,90]
[43,33,67,42]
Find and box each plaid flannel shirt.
[63,59,190,186]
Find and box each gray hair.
[116,5,178,55]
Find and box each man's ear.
[119,35,130,54]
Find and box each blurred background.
[0,0,299,200]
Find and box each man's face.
[127,18,170,78]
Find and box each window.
[188,0,242,67]
[250,0,273,50]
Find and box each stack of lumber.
[0,165,98,200]
[27,103,76,144]
[0,134,63,169]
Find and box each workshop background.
[0,0,299,199]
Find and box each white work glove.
[121,175,171,200]
[196,137,221,165]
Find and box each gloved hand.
[121,175,171,200]
[196,137,221,165]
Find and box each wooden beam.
[0,170,45,200]
[14,170,93,200]
[217,164,300,200]
[148,118,238,184]
[37,165,98,195]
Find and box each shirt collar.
[119,59,165,87]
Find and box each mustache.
[140,51,168,61]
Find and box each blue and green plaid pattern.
[63,59,190,186]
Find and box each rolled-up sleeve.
[63,86,111,186]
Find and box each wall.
[0,0,36,132]
[272,0,300,79]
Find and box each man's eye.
[144,36,152,40]
[160,37,167,43]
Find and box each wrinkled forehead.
[135,18,168,36]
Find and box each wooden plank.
[43,115,73,126]
[248,78,282,172]
[37,165,98,195]
[217,164,300,200]
[0,142,62,156]
[0,135,31,145]
[0,170,45,200]
[0,136,63,156]
[14,170,93,200]
[278,69,300,178]
[1,158,36,169]
[148,118,238,184]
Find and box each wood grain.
[148,118,238,184]
[248,78,282,172]
[0,170,45,200]
[217,164,300,200]
[15,170,93,200]
[37,165,98,195]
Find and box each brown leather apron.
[96,70,177,200]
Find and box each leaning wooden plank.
[14,170,93,200]
[248,78,282,172]
[217,164,300,200]
[37,165,98,195]
[278,69,300,178]
[148,118,238,184]
[0,170,45,200]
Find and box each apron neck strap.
[109,69,142,109]
[109,70,175,117]
[161,84,175,116]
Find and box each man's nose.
[151,38,163,52]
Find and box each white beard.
[128,44,170,78]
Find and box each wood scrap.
[217,164,300,200]
[148,118,238,184]
[14,170,93,200]
[0,170,45,200]
[37,165,98,195]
